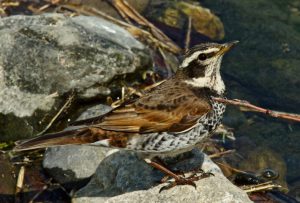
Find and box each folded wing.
[95,83,212,133]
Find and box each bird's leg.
[144,159,199,192]
[151,157,185,183]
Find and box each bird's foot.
[159,170,214,192]
[145,159,213,192]
[189,168,214,179]
[159,175,198,192]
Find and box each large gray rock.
[0,14,151,141]
[73,149,252,203]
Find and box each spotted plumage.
[14,42,238,160]
[124,96,226,154]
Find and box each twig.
[58,5,181,54]
[158,47,173,78]
[215,161,248,174]
[37,92,75,136]
[241,181,282,193]
[213,124,235,141]
[15,166,25,194]
[110,80,165,108]
[185,17,192,52]
[215,162,285,192]
[209,149,235,158]
[28,178,70,202]
[213,97,300,123]
[1,1,20,7]
[143,79,166,91]
[110,0,180,53]
[29,185,48,203]
[38,4,51,12]
[28,178,65,203]
[111,1,132,24]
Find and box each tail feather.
[13,128,104,152]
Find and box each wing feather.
[95,82,212,133]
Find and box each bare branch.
[213,97,300,123]
[208,149,235,158]
[36,92,75,136]
[184,17,192,52]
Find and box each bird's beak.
[217,41,239,56]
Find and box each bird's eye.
[198,53,207,61]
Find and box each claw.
[146,159,213,193]
[203,172,214,177]
[159,176,197,193]
[189,168,214,179]
[159,182,176,192]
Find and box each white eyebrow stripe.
[181,51,201,68]
[201,47,219,54]
[180,47,220,68]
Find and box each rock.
[73,149,252,203]
[64,0,150,19]
[75,104,112,121]
[161,149,223,175]
[177,1,225,40]
[43,104,113,185]
[43,145,111,185]
[239,146,288,189]
[145,1,224,40]
[74,175,251,203]
[0,13,151,141]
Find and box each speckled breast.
[202,98,226,132]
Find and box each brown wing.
[96,81,212,133]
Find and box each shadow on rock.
[74,151,164,198]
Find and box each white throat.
[184,72,225,95]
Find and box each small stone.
[76,105,112,121]
[43,145,110,185]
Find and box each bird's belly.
[127,101,226,154]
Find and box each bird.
[14,41,238,190]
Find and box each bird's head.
[178,41,238,95]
